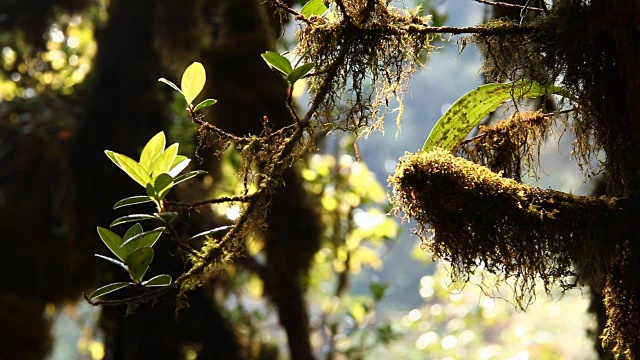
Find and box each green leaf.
[261,51,292,76]
[120,227,165,254]
[105,150,151,187]
[156,212,178,224]
[151,143,179,178]
[113,195,153,210]
[97,227,125,261]
[146,173,174,201]
[369,282,389,302]
[110,214,160,227]
[168,156,190,178]
[187,225,233,242]
[173,170,207,185]
[142,274,172,287]
[181,62,206,105]
[89,282,131,300]
[158,78,183,95]
[139,132,166,173]
[94,254,128,271]
[422,80,575,152]
[123,223,143,242]
[287,63,315,84]
[301,0,328,17]
[194,99,218,112]
[125,247,154,283]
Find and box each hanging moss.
[297,0,435,131]
[458,110,557,181]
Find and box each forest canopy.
[1,0,639,359]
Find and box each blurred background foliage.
[0,0,596,359]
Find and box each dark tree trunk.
[207,0,322,358]
[69,0,241,358]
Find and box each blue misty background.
[353,1,592,310]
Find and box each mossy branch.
[390,149,624,307]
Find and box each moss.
[296,0,435,131]
[458,110,556,181]
[390,149,618,307]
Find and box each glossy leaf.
[168,156,190,178]
[94,254,128,271]
[422,80,574,152]
[105,150,150,187]
[97,227,125,261]
[187,225,233,242]
[139,132,166,172]
[158,78,183,95]
[123,223,144,242]
[287,62,315,84]
[125,247,154,283]
[146,173,174,201]
[194,99,218,112]
[301,0,327,17]
[261,51,292,76]
[173,170,207,185]
[120,226,165,253]
[113,195,153,210]
[151,143,179,178]
[110,214,159,227]
[181,62,206,105]
[142,274,172,287]
[89,282,131,300]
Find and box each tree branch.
[472,0,544,12]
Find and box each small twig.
[167,222,203,259]
[286,85,302,124]
[539,0,550,16]
[270,0,312,25]
[334,0,352,25]
[167,195,253,208]
[191,115,251,144]
[472,0,544,12]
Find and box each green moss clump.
[390,149,618,307]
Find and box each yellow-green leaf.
[422,80,575,152]
[181,62,206,105]
[301,0,327,17]
[105,150,151,187]
[139,132,166,172]
[151,143,179,178]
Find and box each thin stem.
[270,0,311,24]
[286,85,302,124]
[472,0,544,12]
[167,195,253,209]
[334,0,352,25]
